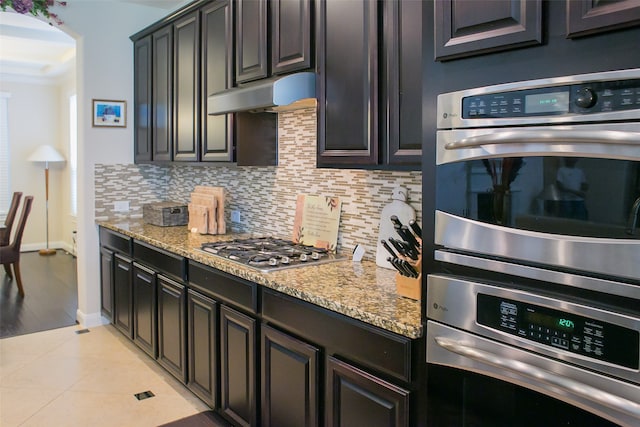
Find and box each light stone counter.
[97,218,423,339]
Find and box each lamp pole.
[40,160,55,255]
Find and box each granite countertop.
[97,218,423,339]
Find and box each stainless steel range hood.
[207,72,316,115]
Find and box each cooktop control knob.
[269,257,279,266]
[311,252,321,260]
[575,87,597,108]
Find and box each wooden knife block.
[395,255,421,301]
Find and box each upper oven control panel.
[437,68,640,129]
[462,79,640,119]
[477,293,639,370]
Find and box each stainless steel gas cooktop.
[200,237,346,272]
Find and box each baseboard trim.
[76,310,110,328]
[21,241,74,255]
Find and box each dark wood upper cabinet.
[317,0,379,166]
[567,0,640,38]
[236,0,269,83]
[201,0,235,162]
[133,35,152,163]
[271,0,313,75]
[325,356,410,427]
[152,25,173,161]
[173,12,200,162]
[261,325,320,427]
[382,0,422,165]
[434,0,542,61]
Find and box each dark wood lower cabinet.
[326,356,410,427]
[221,305,257,427]
[261,324,320,427]
[100,247,114,319]
[157,275,187,382]
[113,254,133,339]
[187,289,219,408]
[133,263,157,358]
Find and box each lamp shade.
[27,145,66,163]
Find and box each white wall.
[0,79,67,250]
[57,0,190,327]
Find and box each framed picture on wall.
[92,99,126,127]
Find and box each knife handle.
[409,220,422,237]
[381,240,397,258]
[401,226,420,251]
[390,215,403,228]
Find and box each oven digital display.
[476,294,639,370]
[525,91,569,114]
[526,311,575,332]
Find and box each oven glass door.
[426,321,639,427]
[427,364,620,427]
[435,123,640,280]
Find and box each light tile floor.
[0,324,210,427]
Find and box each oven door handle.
[435,336,640,419]
[444,129,639,150]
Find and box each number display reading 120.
[526,311,575,332]
[558,318,575,330]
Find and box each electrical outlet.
[114,201,130,212]
[231,210,241,223]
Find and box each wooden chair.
[1,196,33,297]
[0,191,23,247]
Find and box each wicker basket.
[143,201,189,227]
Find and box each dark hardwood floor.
[1,249,78,338]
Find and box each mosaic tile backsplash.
[95,108,422,258]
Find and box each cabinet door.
[434,0,542,61]
[113,254,133,339]
[326,356,410,427]
[221,305,257,427]
[201,0,235,162]
[236,0,269,83]
[152,25,173,161]
[382,0,421,166]
[100,247,114,320]
[317,0,379,166]
[187,289,219,408]
[567,0,640,38]
[133,263,157,358]
[271,0,312,75]
[173,12,200,162]
[261,325,319,427]
[157,275,187,383]
[134,35,152,163]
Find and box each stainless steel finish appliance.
[426,275,640,427]
[435,68,640,295]
[428,70,640,426]
[200,237,345,272]
[207,72,316,115]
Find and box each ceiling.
[0,11,75,80]
[0,1,187,80]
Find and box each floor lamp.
[27,145,66,256]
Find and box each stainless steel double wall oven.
[428,69,640,426]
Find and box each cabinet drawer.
[100,227,132,255]
[133,240,186,281]
[262,289,412,383]
[188,260,258,314]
